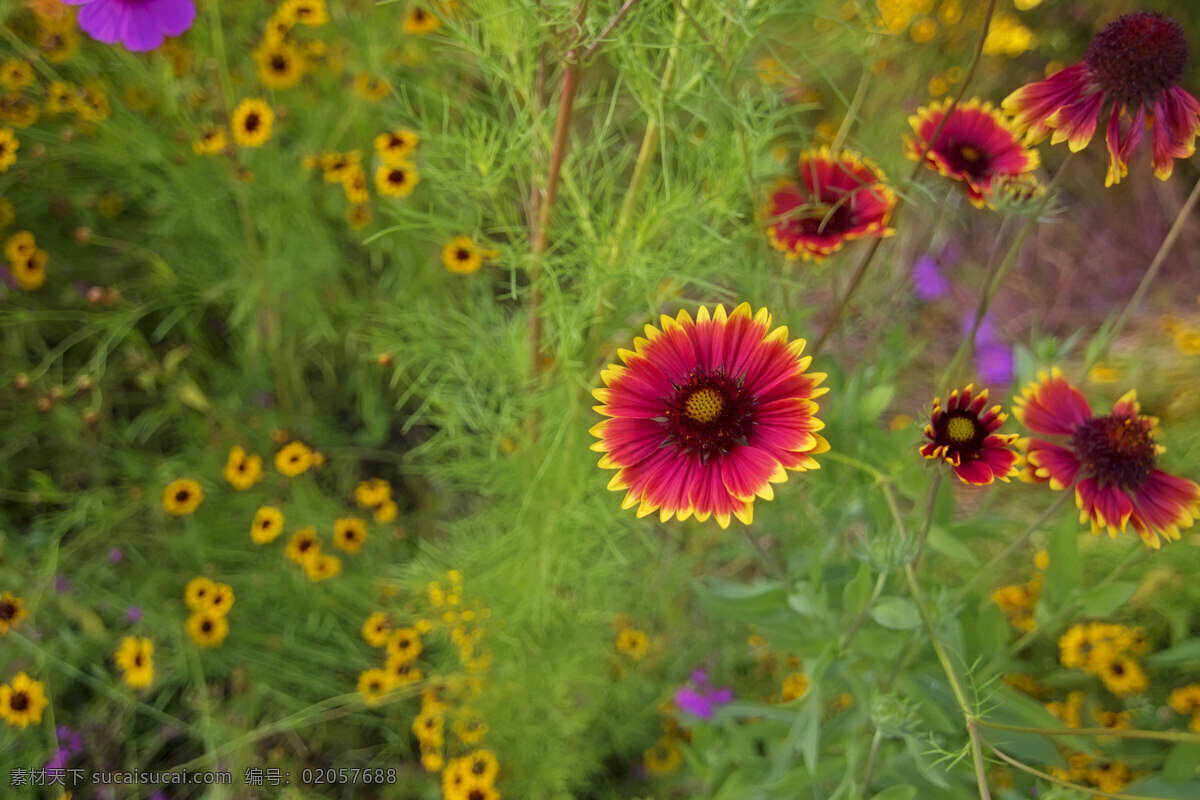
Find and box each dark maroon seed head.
[1069,413,1156,489]
[1086,12,1189,106]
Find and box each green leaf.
[1147,639,1200,667]
[861,384,895,422]
[1162,742,1200,783]
[1045,521,1082,608]
[1122,776,1200,799]
[176,379,210,412]
[843,561,873,616]
[696,580,787,621]
[870,787,917,800]
[965,601,1009,662]
[869,597,921,630]
[1076,581,1138,618]
[926,525,978,565]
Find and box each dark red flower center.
[388,170,407,184]
[1069,414,1156,489]
[472,760,486,775]
[10,691,29,711]
[1086,12,1188,107]
[175,489,190,503]
[793,200,854,237]
[455,248,470,261]
[661,367,756,460]
[943,140,990,178]
[134,654,144,667]
[244,113,261,133]
[201,620,213,632]
[931,410,985,456]
[0,601,15,620]
[1110,661,1125,676]
[271,55,288,72]
[299,539,313,551]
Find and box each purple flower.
[61,0,196,53]
[54,574,72,593]
[45,748,70,771]
[125,605,143,623]
[674,669,734,720]
[911,256,949,300]
[108,547,123,564]
[977,343,1014,386]
[56,725,84,754]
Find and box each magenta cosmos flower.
[1014,368,1200,549]
[61,0,196,53]
[765,148,896,262]
[590,303,829,528]
[906,98,1040,208]
[1002,12,1200,187]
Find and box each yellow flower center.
[959,145,981,162]
[946,416,976,442]
[685,388,724,423]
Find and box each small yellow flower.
[357,668,393,706]
[403,5,441,35]
[254,40,306,90]
[420,748,444,773]
[184,576,217,611]
[341,166,370,204]
[251,506,285,544]
[275,440,313,476]
[643,736,681,775]
[0,592,28,635]
[1168,684,1200,717]
[361,612,391,647]
[615,628,649,660]
[206,582,235,616]
[333,517,367,554]
[453,710,488,746]
[321,150,361,184]
[355,478,392,507]
[441,235,496,275]
[781,671,809,702]
[388,658,422,686]
[285,527,321,565]
[1045,690,1084,728]
[36,18,79,64]
[223,445,263,490]
[1175,328,1200,355]
[12,248,46,291]
[0,198,13,228]
[4,230,35,262]
[186,610,229,648]
[0,60,34,92]
[1098,653,1148,697]
[1088,362,1121,383]
[462,749,499,784]
[353,73,391,102]
[279,0,328,26]
[373,498,398,523]
[386,627,423,664]
[0,672,48,729]
[1034,549,1049,571]
[413,709,444,746]
[114,637,154,689]
[192,126,228,156]
[303,552,341,582]
[345,204,372,230]
[231,98,275,148]
[163,479,203,515]
[0,128,19,171]
[375,163,419,198]
[374,128,419,165]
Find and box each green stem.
[1086,174,1200,372]
[912,470,942,570]
[955,490,1071,601]
[936,152,1074,396]
[811,0,998,358]
[981,735,1168,800]
[742,527,787,582]
[977,719,1200,744]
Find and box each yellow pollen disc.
[946,416,976,442]
[960,145,981,162]
[685,388,724,423]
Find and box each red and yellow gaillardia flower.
[764,147,895,262]
[906,98,1040,208]
[591,304,829,528]
[1002,12,1200,186]
[1014,368,1200,548]
[920,385,1019,485]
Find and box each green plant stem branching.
[980,734,1174,800]
[811,0,997,358]
[1085,173,1200,372]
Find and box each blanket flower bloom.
[591,303,828,528]
[1002,12,1200,186]
[920,385,1019,485]
[61,0,196,53]
[906,98,1040,208]
[765,148,895,262]
[1014,368,1200,548]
